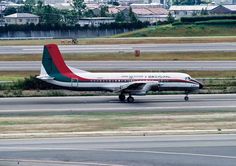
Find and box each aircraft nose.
[199,83,204,89]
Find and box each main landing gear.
[119,94,134,103]
[127,95,134,103]
[119,94,126,102]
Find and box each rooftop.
[4,13,39,18]
[169,5,217,11]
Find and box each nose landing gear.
[184,95,189,101]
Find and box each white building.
[169,5,217,18]
[131,3,164,8]
[4,13,39,25]
[211,0,236,4]
[78,17,115,27]
[169,4,236,18]
[44,0,66,5]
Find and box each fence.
[0,29,131,39]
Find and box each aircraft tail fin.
[38,44,88,82]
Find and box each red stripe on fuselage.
[46,44,89,81]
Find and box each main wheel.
[184,96,189,101]
[119,94,126,102]
[127,96,134,103]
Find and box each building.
[130,4,169,22]
[78,17,115,27]
[132,7,168,22]
[211,0,236,5]
[169,5,236,18]
[44,0,65,5]
[86,3,102,16]
[224,4,236,13]
[169,5,217,18]
[50,3,73,10]
[131,3,164,8]
[4,13,39,25]
[108,6,129,15]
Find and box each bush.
[11,76,61,90]
[46,90,66,96]
[172,21,184,26]
[195,19,236,25]
[180,15,236,23]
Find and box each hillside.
[114,24,236,37]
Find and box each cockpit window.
[185,77,191,80]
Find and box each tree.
[108,1,119,6]
[43,5,62,24]
[172,0,179,5]
[192,11,197,16]
[24,0,36,13]
[34,0,43,18]
[3,7,17,16]
[173,0,202,5]
[61,9,78,25]
[71,0,86,18]
[129,7,138,23]
[115,12,125,22]
[200,8,208,15]
[100,5,108,17]
[84,9,95,17]
[167,12,175,23]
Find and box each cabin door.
[71,78,78,88]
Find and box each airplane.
[37,44,203,103]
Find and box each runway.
[1,61,236,71]
[1,94,236,114]
[1,42,236,54]
[1,94,236,165]
[0,134,236,166]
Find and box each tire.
[184,96,189,101]
[127,96,134,103]
[119,94,125,102]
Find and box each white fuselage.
[44,71,201,94]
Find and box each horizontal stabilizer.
[36,75,54,80]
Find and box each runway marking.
[0,159,125,166]
[23,47,132,51]
[1,147,236,161]
[102,149,236,160]
[1,105,236,112]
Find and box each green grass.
[115,24,236,37]
[0,71,36,81]
[1,35,236,46]
[0,70,235,82]
[2,52,236,61]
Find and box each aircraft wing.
[117,81,160,95]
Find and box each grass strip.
[0,111,235,138]
[1,52,236,61]
[1,36,236,46]
[0,70,235,81]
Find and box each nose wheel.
[184,95,189,101]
